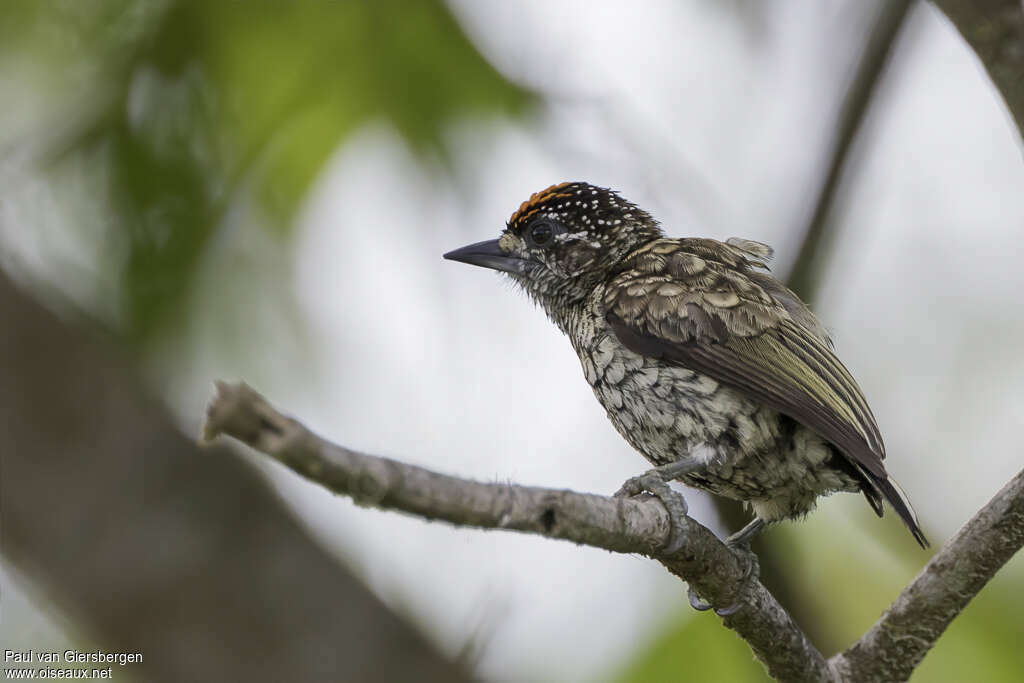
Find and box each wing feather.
[604,238,926,546]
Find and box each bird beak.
[443,239,530,274]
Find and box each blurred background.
[2,1,1022,681]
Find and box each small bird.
[444,181,927,558]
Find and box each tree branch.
[830,467,1024,681]
[0,267,470,683]
[736,2,914,647]
[204,382,1024,683]
[786,0,913,302]
[203,381,832,683]
[932,0,1024,141]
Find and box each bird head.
[444,182,663,319]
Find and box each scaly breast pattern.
[565,288,858,521]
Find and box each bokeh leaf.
[615,611,770,683]
[615,505,1024,682]
[913,570,1024,682]
[8,0,532,340]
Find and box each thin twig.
[786,0,914,302]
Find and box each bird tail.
[863,471,928,549]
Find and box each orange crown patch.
[508,181,575,228]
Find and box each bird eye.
[529,221,555,247]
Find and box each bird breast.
[569,288,767,468]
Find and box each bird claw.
[617,467,762,616]
[615,470,689,554]
[687,586,713,612]
[688,537,761,616]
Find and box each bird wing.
[603,238,926,546]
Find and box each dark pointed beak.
[443,239,530,275]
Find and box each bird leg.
[726,517,766,548]
[617,462,764,615]
[614,460,703,554]
[688,518,765,616]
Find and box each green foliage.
[616,506,1024,682]
[8,0,531,340]
[914,570,1024,682]
[793,507,1024,681]
[614,612,770,683]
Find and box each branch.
[733,1,914,643]
[786,0,913,302]
[830,467,1024,681]
[932,0,1024,141]
[203,381,832,683]
[1,268,469,683]
[204,382,1024,683]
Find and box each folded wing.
[603,239,927,547]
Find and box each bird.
[444,181,927,570]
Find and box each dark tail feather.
[869,474,929,549]
[860,484,885,518]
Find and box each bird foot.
[614,469,689,554]
[687,536,761,616]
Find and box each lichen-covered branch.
[933,0,1024,140]
[203,382,1024,683]
[203,381,831,683]
[830,467,1024,681]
